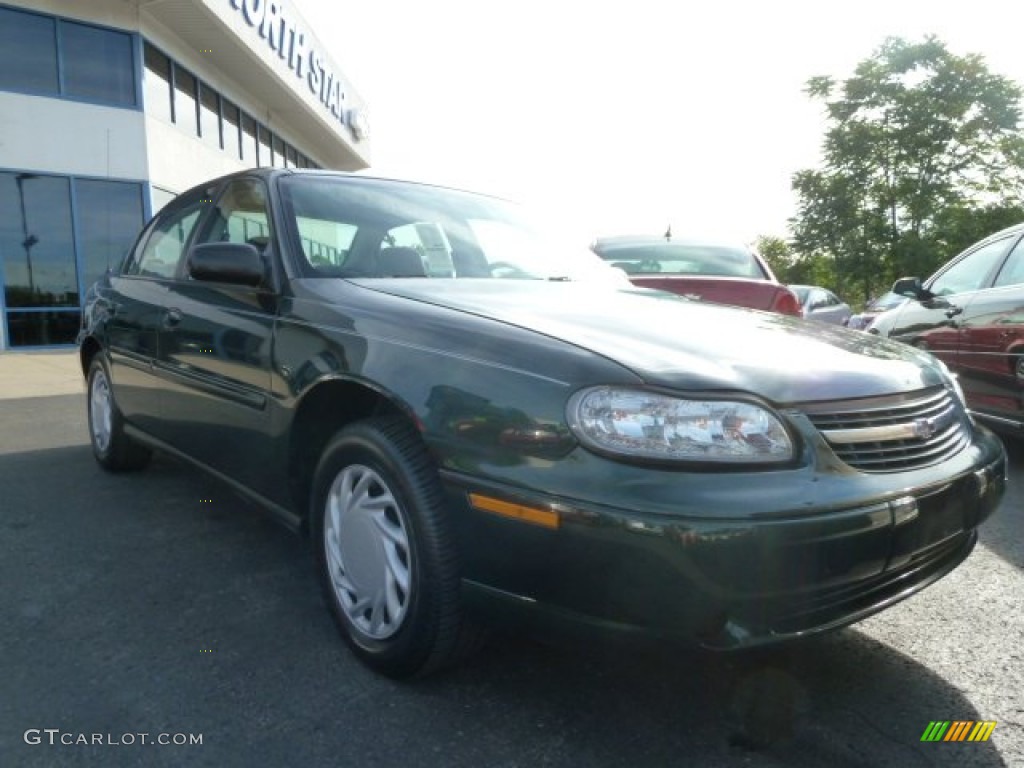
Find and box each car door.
[885,235,1014,368]
[956,234,1024,425]
[153,177,279,494]
[105,192,207,433]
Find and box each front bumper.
[443,427,1006,649]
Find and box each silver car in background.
[790,285,853,325]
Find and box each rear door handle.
[163,308,183,328]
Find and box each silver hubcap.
[323,464,412,640]
[90,368,113,453]
[1016,356,1024,382]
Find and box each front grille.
[802,387,970,472]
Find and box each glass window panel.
[993,238,1024,288]
[143,43,172,121]
[196,179,270,250]
[60,20,136,106]
[5,310,81,347]
[199,82,221,149]
[0,173,77,308]
[151,186,177,215]
[257,125,272,168]
[930,237,1010,296]
[241,113,258,167]
[222,99,241,159]
[272,135,285,168]
[173,66,198,134]
[0,8,58,94]
[74,179,145,293]
[286,145,298,168]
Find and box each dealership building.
[0,0,370,349]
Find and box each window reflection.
[199,82,221,149]
[257,126,272,168]
[61,20,136,106]
[144,43,172,121]
[0,7,58,94]
[222,99,241,159]
[174,68,198,134]
[5,310,80,347]
[241,113,258,166]
[0,173,77,308]
[75,179,145,293]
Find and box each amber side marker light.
[468,493,560,530]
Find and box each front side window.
[929,237,1011,296]
[194,179,270,250]
[60,20,136,105]
[129,199,205,279]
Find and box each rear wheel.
[87,357,152,472]
[311,417,479,678]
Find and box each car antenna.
[664,225,672,242]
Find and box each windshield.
[279,175,623,283]
[869,291,905,310]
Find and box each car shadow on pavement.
[0,440,1011,768]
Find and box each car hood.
[351,280,947,404]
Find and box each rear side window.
[127,201,205,279]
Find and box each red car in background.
[591,235,802,316]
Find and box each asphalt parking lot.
[1,384,1021,767]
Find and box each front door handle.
[945,305,963,319]
[163,308,183,328]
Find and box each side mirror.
[188,242,265,287]
[892,276,930,301]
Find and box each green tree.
[791,36,1024,303]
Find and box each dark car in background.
[79,170,1005,678]
[869,222,1024,434]
[591,235,802,315]
[847,291,907,331]
[790,285,853,326]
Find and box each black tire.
[86,356,152,472]
[311,416,479,678]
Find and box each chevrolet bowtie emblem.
[912,417,936,439]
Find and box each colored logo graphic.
[920,721,997,742]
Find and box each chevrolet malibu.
[79,169,1006,678]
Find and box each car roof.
[171,168,507,205]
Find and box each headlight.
[567,387,795,464]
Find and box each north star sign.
[228,0,365,140]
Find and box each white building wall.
[0,92,148,180]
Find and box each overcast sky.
[302,0,1024,243]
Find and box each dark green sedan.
[78,169,1006,678]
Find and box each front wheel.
[87,356,152,472]
[311,417,479,678]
